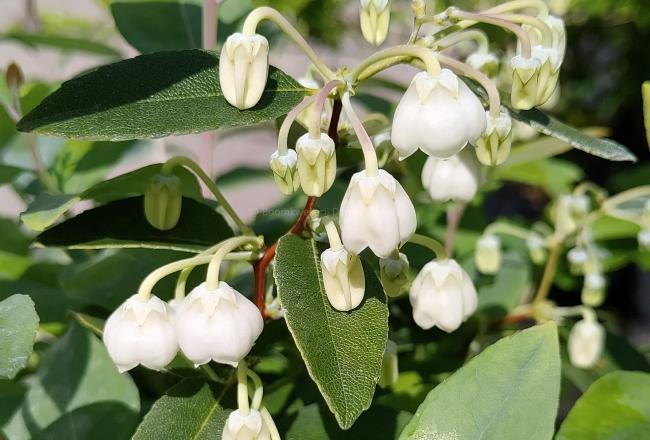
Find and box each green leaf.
[399,323,561,440]
[37,196,233,252]
[20,193,80,232]
[495,158,584,196]
[477,251,531,319]
[273,234,389,429]
[0,295,39,379]
[509,107,637,162]
[215,166,271,188]
[132,378,230,440]
[0,164,27,185]
[3,323,140,439]
[643,81,650,149]
[17,50,306,140]
[2,32,120,56]
[556,371,650,440]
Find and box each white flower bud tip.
[269,149,300,195]
[174,281,263,367]
[222,409,270,440]
[475,234,502,275]
[582,272,606,307]
[219,33,269,110]
[510,55,542,110]
[526,234,547,265]
[103,295,178,373]
[409,259,477,332]
[320,247,366,312]
[359,0,391,46]
[421,148,480,203]
[473,110,513,166]
[296,132,336,196]
[568,318,605,369]
[340,169,416,258]
[391,69,486,159]
[532,45,561,105]
[466,52,499,77]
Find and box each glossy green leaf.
[132,378,230,440]
[2,32,120,56]
[0,295,39,379]
[0,164,27,185]
[399,323,560,440]
[0,251,31,280]
[37,196,233,252]
[215,166,271,188]
[20,193,80,232]
[556,371,650,440]
[477,252,531,319]
[17,50,306,140]
[2,323,140,439]
[495,158,583,196]
[274,234,389,429]
[509,107,637,162]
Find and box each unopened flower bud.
[466,52,499,78]
[545,15,567,63]
[296,133,336,196]
[510,55,542,110]
[473,110,513,166]
[103,295,178,373]
[219,33,269,110]
[555,194,590,237]
[409,259,478,332]
[359,0,391,46]
[269,150,299,195]
[421,149,480,202]
[321,247,365,311]
[378,339,398,388]
[638,229,650,252]
[144,174,182,231]
[340,169,416,258]
[307,209,324,234]
[475,234,502,275]
[581,272,606,307]
[568,317,605,369]
[527,234,547,265]
[532,45,561,105]
[222,409,270,440]
[379,252,410,297]
[392,69,486,159]
[174,281,263,366]
[567,247,588,274]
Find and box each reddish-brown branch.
[328,99,342,143]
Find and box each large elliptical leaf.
[274,235,389,429]
[17,50,306,140]
[132,378,230,440]
[556,371,650,440]
[399,323,561,440]
[0,294,39,379]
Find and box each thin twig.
[445,203,466,257]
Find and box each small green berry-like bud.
[526,234,547,265]
[533,46,561,106]
[144,174,182,231]
[473,110,513,166]
[269,149,300,195]
[378,339,399,388]
[581,272,606,307]
[379,252,410,297]
[475,234,502,275]
[296,133,336,197]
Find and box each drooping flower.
[378,339,399,388]
[359,0,391,46]
[466,52,499,78]
[568,317,605,369]
[473,110,513,166]
[222,409,270,440]
[174,281,263,366]
[339,169,416,258]
[103,294,178,373]
[320,247,365,311]
[219,33,269,110]
[581,272,606,307]
[391,69,486,159]
[269,149,300,195]
[510,55,542,110]
[379,252,410,297]
[475,234,502,275]
[409,259,478,332]
[296,133,336,196]
[144,174,182,231]
[421,148,480,203]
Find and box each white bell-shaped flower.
[340,169,416,258]
[174,281,263,366]
[269,149,300,195]
[510,55,542,110]
[409,259,478,332]
[475,234,502,275]
[466,52,499,78]
[320,247,365,311]
[103,294,178,373]
[222,409,270,440]
[359,0,391,46]
[567,247,589,274]
[421,148,480,203]
[296,132,336,196]
[581,272,606,307]
[473,110,513,166]
[391,69,486,159]
[568,318,605,369]
[219,33,269,110]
